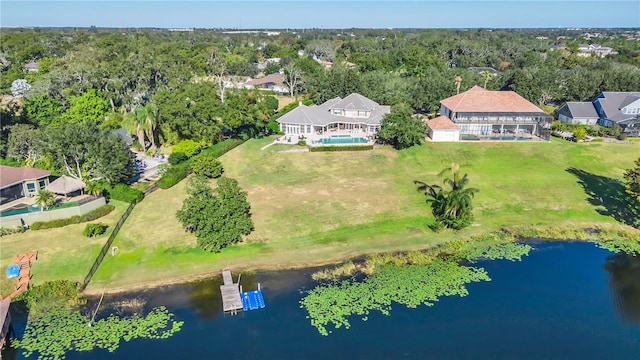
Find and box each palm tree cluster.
[414,163,479,230]
[123,103,159,152]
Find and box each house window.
[39,180,46,189]
[26,183,36,192]
[306,125,311,133]
[358,111,367,117]
[333,109,342,115]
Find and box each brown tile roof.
[0,165,50,189]
[427,115,460,131]
[441,86,545,113]
[246,74,284,86]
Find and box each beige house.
[0,166,50,205]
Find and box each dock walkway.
[220,269,242,314]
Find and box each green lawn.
[85,137,640,292]
[0,200,130,297]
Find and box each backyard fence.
[80,200,137,291]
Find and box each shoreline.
[81,224,640,296]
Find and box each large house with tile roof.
[276,93,391,137]
[557,92,640,136]
[438,86,553,140]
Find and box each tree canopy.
[176,176,253,252]
[378,104,427,150]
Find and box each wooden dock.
[220,269,242,314]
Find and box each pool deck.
[272,131,376,147]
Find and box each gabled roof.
[427,115,460,131]
[276,94,390,127]
[440,86,546,113]
[595,92,640,122]
[329,93,379,112]
[562,102,599,119]
[0,166,50,189]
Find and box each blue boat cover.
[241,290,266,311]
[6,264,20,279]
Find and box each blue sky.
[2,1,639,29]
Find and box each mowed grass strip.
[84,136,640,291]
[0,200,130,296]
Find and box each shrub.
[298,140,307,146]
[105,183,144,203]
[309,145,374,152]
[190,153,224,178]
[82,223,107,237]
[267,121,282,135]
[14,280,82,311]
[30,204,115,230]
[157,164,190,189]
[172,139,206,158]
[0,226,26,237]
[168,151,188,165]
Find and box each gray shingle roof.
[329,93,379,112]
[563,102,598,119]
[596,92,640,122]
[276,94,390,127]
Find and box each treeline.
[1,28,639,169]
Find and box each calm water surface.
[5,241,640,359]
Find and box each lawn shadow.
[566,167,639,227]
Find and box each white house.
[426,115,460,142]
[276,93,391,137]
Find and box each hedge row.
[199,138,246,158]
[157,163,190,189]
[157,138,246,189]
[30,204,116,230]
[105,183,144,203]
[309,145,374,152]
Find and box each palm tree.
[454,75,463,94]
[34,189,56,212]
[84,181,104,198]
[123,106,147,151]
[143,103,159,151]
[414,163,479,230]
[480,71,493,89]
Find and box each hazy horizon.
[2,1,639,29]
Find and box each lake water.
[4,241,640,359]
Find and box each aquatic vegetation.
[594,239,640,255]
[13,306,183,359]
[301,259,490,336]
[301,243,536,335]
[462,243,532,262]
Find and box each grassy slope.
[0,200,129,296]
[85,137,640,291]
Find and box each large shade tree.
[40,122,134,184]
[414,163,479,230]
[176,176,253,252]
[378,103,427,150]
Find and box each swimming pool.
[486,136,532,141]
[319,136,369,145]
[0,203,40,217]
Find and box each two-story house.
[437,86,553,140]
[276,93,391,137]
[557,92,640,136]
